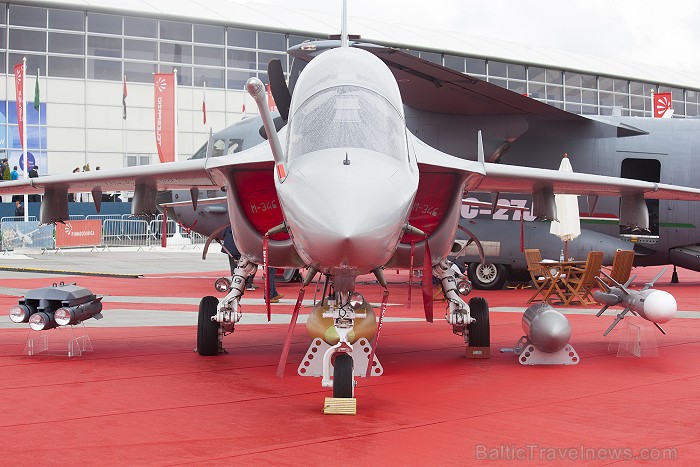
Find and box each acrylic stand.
[609,316,659,357]
[24,323,93,357]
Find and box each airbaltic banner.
[55,220,102,248]
[154,73,175,163]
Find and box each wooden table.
[538,260,587,304]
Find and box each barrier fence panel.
[102,219,152,247]
[69,215,86,221]
[86,214,127,224]
[1,221,55,250]
[1,216,38,223]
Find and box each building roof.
[17,0,700,90]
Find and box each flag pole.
[22,57,28,222]
[173,68,178,162]
[122,74,127,163]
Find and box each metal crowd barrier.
[1,216,208,253]
[102,219,153,247]
[1,216,38,223]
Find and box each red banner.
[653,92,673,118]
[13,62,25,149]
[154,73,175,163]
[55,220,102,248]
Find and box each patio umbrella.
[549,153,581,260]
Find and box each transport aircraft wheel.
[197,296,220,356]
[468,262,507,290]
[467,297,490,347]
[333,353,354,398]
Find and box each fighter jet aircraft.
[4,20,700,398]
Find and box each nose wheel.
[332,353,354,398]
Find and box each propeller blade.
[276,288,305,377]
[268,58,291,122]
[421,237,433,323]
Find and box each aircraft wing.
[476,163,700,201]
[410,130,700,201]
[0,143,273,196]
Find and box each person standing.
[14,200,24,217]
[28,166,39,202]
[10,166,20,201]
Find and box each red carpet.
[1,265,699,465]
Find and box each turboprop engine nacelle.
[594,268,676,336]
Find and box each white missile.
[594,268,676,336]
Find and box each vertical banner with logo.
[652,91,673,118]
[13,62,25,150]
[154,73,176,163]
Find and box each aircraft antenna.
[340,0,348,47]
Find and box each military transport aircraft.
[5,23,700,398]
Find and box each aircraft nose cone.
[280,152,416,273]
[643,290,677,323]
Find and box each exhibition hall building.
[0,0,698,177]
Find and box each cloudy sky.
[253,0,700,72]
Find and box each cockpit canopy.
[287,47,406,161]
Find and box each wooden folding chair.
[603,249,634,286]
[563,251,604,305]
[525,249,549,303]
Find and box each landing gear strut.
[197,257,257,356]
[435,259,491,349]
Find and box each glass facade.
[0,2,696,119]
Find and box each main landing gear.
[196,257,257,356]
[435,259,491,350]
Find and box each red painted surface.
[1,265,700,464]
[402,172,457,244]
[233,170,289,241]
[55,220,102,248]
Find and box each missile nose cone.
[643,290,677,324]
[594,291,622,307]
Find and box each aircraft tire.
[197,296,220,356]
[332,353,354,398]
[468,262,507,290]
[466,297,490,347]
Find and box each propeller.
[267,58,292,122]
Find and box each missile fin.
[603,308,631,337]
[93,312,103,320]
[644,267,667,290]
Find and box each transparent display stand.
[608,316,659,357]
[24,323,93,357]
